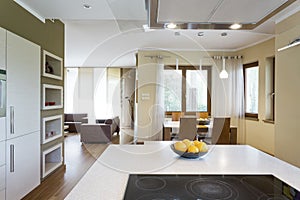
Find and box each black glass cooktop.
[123,174,300,200]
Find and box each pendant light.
[199,59,202,71]
[219,57,228,79]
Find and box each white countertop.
[65,142,300,200]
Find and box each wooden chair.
[211,117,231,144]
[177,116,197,140]
[196,112,209,119]
[172,112,184,121]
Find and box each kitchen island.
[65,142,300,199]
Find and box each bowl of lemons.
[171,139,209,159]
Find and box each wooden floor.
[23,133,120,200]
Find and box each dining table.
[163,119,237,144]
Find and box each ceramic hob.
[123,174,300,200]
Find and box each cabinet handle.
[10,144,14,172]
[10,106,14,134]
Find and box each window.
[186,70,208,112]
[164,66,211,114]
[265,57,275,122]
[164,70,182,111]
[243,62,259,118]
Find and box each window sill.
[245,117,259,121]
[263,119,274,124]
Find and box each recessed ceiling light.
[198,32,204,37]
[165,23,177,29]
[221,32,227,37]
[83,4,92,9]
[174,32,180,36]
[229,23,242,30]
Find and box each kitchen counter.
[65,142,300,200]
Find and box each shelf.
[42,115,63,144]
[42,84,63,110]
[42,143,63,178]
[42,50,63,80]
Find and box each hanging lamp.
[219,57,228,79]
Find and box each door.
[6,31,40,139]
[6,131,40,200]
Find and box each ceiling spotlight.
[174,32,180,36]
[229,23,242,30]
[83,4,92,9]
[198,32,204,37]
[221,32,227,37]
[165,23,177,29]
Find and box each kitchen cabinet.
[6,131,40,200]
[6,31,40,140]
[5,31,40,199]
[0,27,5,70]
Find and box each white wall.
[275,11,300,167]
[237,39,276,154]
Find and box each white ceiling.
[14,0,300,67]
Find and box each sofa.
[64,113,88,133]
[80,116,120,143]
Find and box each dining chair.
[196,112,209,119]
[172,112,184,121]
[177,116,198,141]
[211,117,231,144]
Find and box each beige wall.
[237,39,275,155]
[274,11,300,167]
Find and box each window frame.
[243,61,259,119]
[164,65,212,116]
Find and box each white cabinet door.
[0,27,5,70]
[6,31,40,140]
[6,131,40,200]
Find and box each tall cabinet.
[6,31,40,199]
[0,27,7,200]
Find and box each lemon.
[182,139,193,148]
[193,140,201,146]
[195,141,208,152]
[174,141,187,152]
[187,145,199,153]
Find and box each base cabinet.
[6,132,40,200]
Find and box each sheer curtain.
[212,56,245,144]
[150,62,165,140]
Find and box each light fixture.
[229,23,242,30]
[278,37,300,51]
[199,59,202,70]
[219,57,228,79]
[166,23,177,29]
[83,4,92,9]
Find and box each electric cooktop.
[123,174,300,200]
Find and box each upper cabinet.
[42,50,63,80]
[6,31,40,139]
[0,28,6,70]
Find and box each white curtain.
[150,62,165,140]
[212,57,245,144]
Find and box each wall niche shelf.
[42,50,63,80]
[42,143,63,178]
[42,84,63,110]
[42,115,63,144]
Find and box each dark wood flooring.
[22,133,120,200]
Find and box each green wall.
[0,0,64,58]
